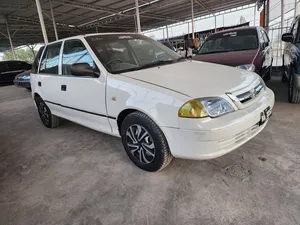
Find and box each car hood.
[120,61,258,98]
[193,49,258,67]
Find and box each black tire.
[35,96,61,128]
[264,66,272,82]
[288,71,300,103]
[120,111,173,172]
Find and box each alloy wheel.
[126,124,155,164]
[38,102,50,125]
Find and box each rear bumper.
[162,88,275,160]
[13,79,31,88]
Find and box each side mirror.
[71,63,99,77]
[282,33,294,43]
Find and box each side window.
[39,42,62,74]
[32,46,45,73]
[292,20,299,39]
[62,40,95,75]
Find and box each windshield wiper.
[135,60,174,70]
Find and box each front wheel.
[288,70,300,103]
[120,112,173,172]
[35,97,61,128]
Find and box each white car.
[31,33,275,172]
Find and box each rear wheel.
[35,96,61,128]
[288,70,300,103]
[120,111,173,172]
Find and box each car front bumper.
[161,88,275,160]
[13,79,31,88]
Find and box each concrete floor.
[1,77,300,225]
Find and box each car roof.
[45,32,142,45]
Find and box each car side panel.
[105,75,190,136]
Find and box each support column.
[191,0,195,39]
[166,24,169,41]
[35,0,48,44]
[135,0,141,33]
[5,18,16,60]
[281,0,284,37]
[214,15,217,31]
[254,3,256,26]
[295,0,300,16]
[49,0,58,40]
[162,28,165,41]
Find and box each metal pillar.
[214,15,217,31]
[295,0,300,17]
[166,24,169,41]
[49,0,58,40]
[191,0,195,39]
[135,0,141,33]
[35,0,48,44]
[281,0,284,37]
[5,18,16,60]
[162,28,165,41]
[254,3,256,26]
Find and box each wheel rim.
[126,124,155,164]
[38,102,50,125]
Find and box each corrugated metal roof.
[0,0,257,51]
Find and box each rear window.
[199,29,258,54]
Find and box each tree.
[3,46,37,63]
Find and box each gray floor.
[1,77,300,225]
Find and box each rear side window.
[62,40,94,75]
[32,46,45,73]
[39,42,62,74]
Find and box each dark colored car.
[193,27,273,80]
[282,15,300,103]
[0,60,31,84]
[13,70,31,90]
[13,46,45,91]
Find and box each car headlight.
[236,64,255,72]
[258,76,266,90]
[23,75,30,80]
[178,97,234,118]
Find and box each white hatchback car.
[31,33,275,172]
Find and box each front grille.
[235,83,264,104]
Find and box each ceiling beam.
[194,0,215,14]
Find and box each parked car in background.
[160,41,176,51]
[282,15,300,103]
[14,70,31,90]
[193,27,273,81]
[31,33,274,172]
[13,46,45,91]
[0,60,31,84]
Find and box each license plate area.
[259,106,272,126]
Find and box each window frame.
[38,41,63,75]
[60,39,99,77]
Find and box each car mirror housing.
[71,63,100,77]
[282,33,293,43]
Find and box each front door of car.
[258,29,272,77]
[58,39,111,134]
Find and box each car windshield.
[198,29,258,54]
[85,34,182,74]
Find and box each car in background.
[282,15,300,103]
[160,41,176,51]
[13,46,45,91]
[193,27,273,81]
[13,70,31,90]
[31,33,274,172]
[0,60,31,84]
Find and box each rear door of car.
[0,62,9,83]
[35,42,64,116]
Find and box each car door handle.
[38,81,41,87]
[61,85,67,91]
